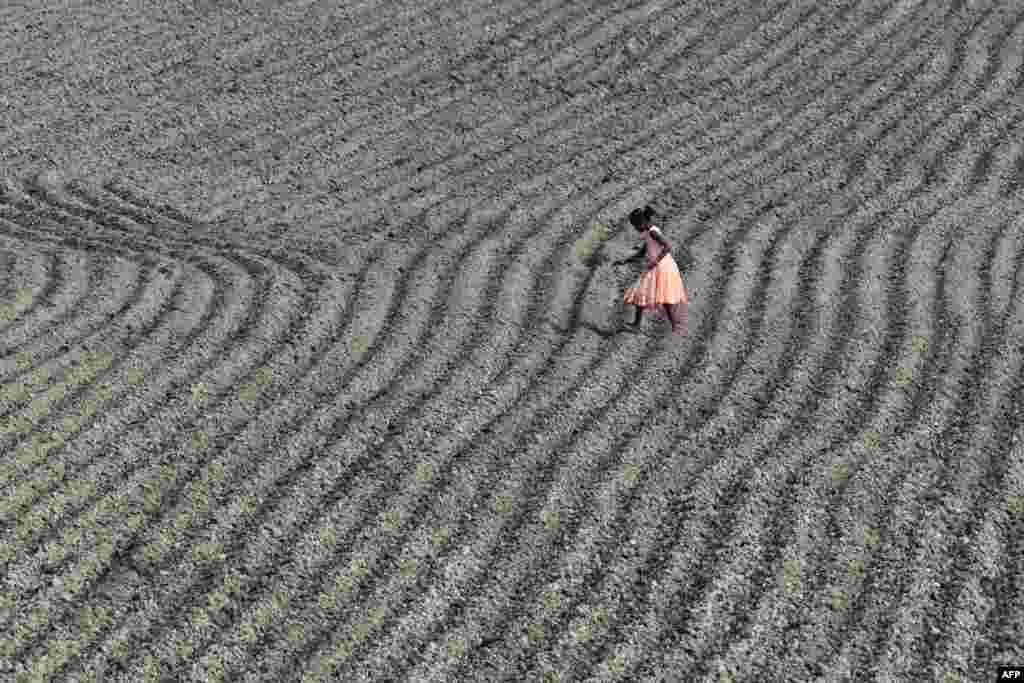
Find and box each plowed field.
[1,1,1022,681]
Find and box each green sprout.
[415,462,435,482]
[782,559,802,594]
[493,494,514,513]
[894,367,913,386]
[864,527,881,547]
[911,335,929,353]
[863,430,881,449]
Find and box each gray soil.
[0,1,1022,682]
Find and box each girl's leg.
[663,303,676,329]
[632,305,643,326]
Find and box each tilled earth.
[0,1,1022,682]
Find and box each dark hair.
[628,205,655,227]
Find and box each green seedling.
[573,621,593,642]
[911,335,929,353]
[1,382,30,401]
[541,509,560,530]
[126,368,145,385]
[526,622,545,643]
[287,622,305,643]
[381,509,401,531]
[622,463,641,483]
[446,637,466,658]
[863,430,881,449]
[1008,495,1023,514]
[319,526,338,547]
[831,463,850,483]
[318,591,338,610]
[494,494,514,513]
[335,574,355,593]
[255,366,273,385]
[415,462,435,483]
[864,527,881,547]
[191,382,209,403]
[351,335,370,354]
[176,637,195,658]
[542,590,562,610]
[398,557,418,578]
[830,589,849,610]
[782,559,802,594]
[543,672,561,683]
[608,653,627,673]
[431,526,450,546]
[350,557,370,577]
[15,352,31,369]
[192,430,209,449]
[28,367,49,386]
[208,591,229,611]
[238,382,258,401]
[894,367,913,386]
[0,304,16,321]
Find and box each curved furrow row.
[969,423,1024,674]
[212,0,800,226]
[828,199,1009,680]
[716,20,1024,679]
[512,0,958,671]
[888,204,1024,680]
[342,0,966,675]
[0,180,340,675]
[230,13,872,671]
[2,186,362,679]
[569,9,991,667]
[186,0,591,182]
[121,2,847,667]
[574,159,927,681]
[362,1,942,667]
[69,207,455,676]
[0,192,119,363]
[0,243,52,333]
[667,15,1024,679]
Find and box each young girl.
[614,206,688,335]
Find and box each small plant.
[493,494,514,513]
[191,382,209,402]
[176,637,195,658]
[192,430,210,449]
[255,366,273,385]
[350,557,370,577]
[126,367,145,385]
[719,671,736,683]
[446,637,466,658]
[0,303,16,320]
[1008,495,1023,514]
[1,382,29,401]
[543,671,561,683]
[192,607,211,628]
[381,509,402,531]
[29,367,50,386]
[335,574,355,593]
[782,559,801,594]
[398,557,418,578]
[240,623,259,643]
[573,621,593,642]
[287,622,305,643]
[351,621,370,642]
[367,606,386,626]
[319,526,338,547]
[351,335,370,354]
[319,592,337,610]
[208,591,229,611]
[96,383,113,400]
[15,289,33,306]
[863,430,881,449]
[943,672,961,683]
[622,463,641,483]
[591,605,610,626]
[830,589,849,610]
[431,526,450,546]
[542,590,562,610]
[193,541,226,563]
[541,509,560,530]
[16,351,32,369]
[831,462,850,483]
[526,622,545,643]
[608,653,627,673]
[864,527,881,547]
[238,382,258,401]
[415,462,435,482]
[894,367,913,385]
[911,335,929,353]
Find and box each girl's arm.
[648,229,672,268]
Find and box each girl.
[614,205,688,334]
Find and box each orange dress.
[623,226,688,334]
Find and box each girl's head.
[628,205,655,230]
